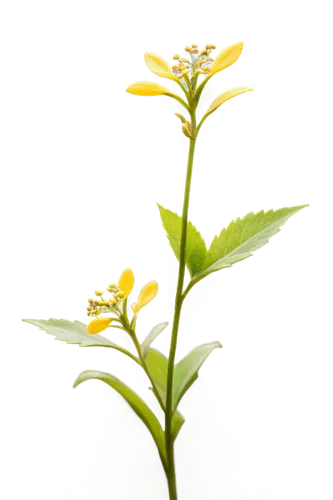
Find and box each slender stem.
[165,108,197,500]
[118,313,168,480]
[194,75,211,104]
[169,92,190,112]
[119,313,141,358]
[174,77,192,102]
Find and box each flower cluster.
[125,40,245,97]
[125,41,253,139]
[86,268,158,334]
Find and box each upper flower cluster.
[125,42,253,138]
[86,268,158,334]
[126,41,246,99]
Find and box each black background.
[0,15,326,498]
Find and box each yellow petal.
[118,268,135,298]
[210,42,244,76]
[203,87,253,120]
[86,317,113,334]
[144,53,178,82]
[136,281,158,312]
[126,81,173,96]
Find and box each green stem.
[121,314,168,480]
[182,275,202,301]
[165,109,197,500]
[118,308,141,358]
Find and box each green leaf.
[141,322,168,358]
[172,341,222,411]
[73,370,167,469]
[202,86,253,121]
[22,319,138,363]
[158,204,207,277]
[145,348,168,405]
[145,348,185,441]
[196,205,308,279]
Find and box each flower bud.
[172,111,186,123]
[99,301,109,306]
[171,52,181,61]
[171,62,180,71]
[205,42,217,52]
[105,283,117,292]
[198,49,207,57]
[180,123,192,139]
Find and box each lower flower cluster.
[85,268,158,334]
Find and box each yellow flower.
[131,281,158,314]
[126,81,175,97]
[209,42,243,77]
[118,268,135,298]
[86,317,113,334]
[144,52,178,82]
[204,85,256,118]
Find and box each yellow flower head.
[118,268,135,299]
[86,317,113,334]
[131,281,158,314]
[208,40,246,76]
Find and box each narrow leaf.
[73,370,167,468]
[170,409,185,442]
[145,348,185,440]
[23,319,138,362]
[158,204,207,277]
[141,322,168,358]
[145,348,168,405]
[198,205,308,278]
[172,342,222,411]
[126,81,176,97]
